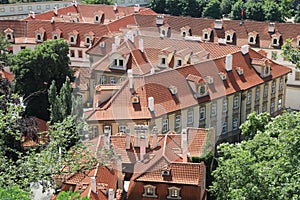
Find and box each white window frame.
[255,88,260,101]
[175,115,181,129]
[187,110,194,125]
[278,98,282,110]
[100,75,106,84]
[222,98,228,113]
[211,102,217,117]
[199,106,206,120]
[167,186,181,199]
[118,125,127,133]
[270,100,275,114]
[162,119,168,133]
[279,78,284,91]
[110,76,116,84]
[232,118,239,131]
[263,84,268,97]
[143,185,157,198]
[246,91,252,105]
[271,81,276,94]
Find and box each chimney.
[225,54,233,71]
[138,38,144,53]
[241,45,249,55]
[113,3,117,11]
[140,133,146,160]
[91,176,97,193]
[51,17,55,24]
[115,36,120,47]
[108,188,114,200]
[156,15,164,25]
[125,128,131,150]
[268,22,275,33]
[54,6,58,15]
[104,126,111,146]
[134,125,140,147]
[150,67,155,74]
[112,43,116,52]
[152,126,158,149]
[148,97,154,112]
[214,19,223,29]
[127,69,133,90]
[117,157,123,190]
[181,129,188,162]
[134,4,140,12]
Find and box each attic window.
[95,15,99,22]
[143,185,157,198]
[248,32,258,45]
[53,35,58,40]
[235,66,244,75]
[70,36,74,43]
[202,29,212,41]
[219,72,226,80]
[204,33,208,40]
[177,59,182,67]
[226,34,231,41]
[161,165,170,176]
[198,85,207,96]
[36,33,42,42]
[6,34,12,41]
[272,37,278,46]
[4,28,14,43]
[182,31,186,38]
[168,85,177,95]
[265,65,270,75]
[85,36,91,46]
[168,186,181,199]
[132,95,140,104]
[161,57,166,65]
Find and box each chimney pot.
[225,54,233,71]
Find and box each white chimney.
[115,36,120,46]
[181,129,188,162]
[127,69,133,89]
[268,22,275,33]
[112,43,116,52]
[134,125,140,147]
[91,176,97,193]
[150,67,155,74]
[225,54,233,71]
[241,45,249,55]
[156,15,164,25]
[214,19,223,29]
[125,128,131,149]
[140,133,146,160]
[134,4,140,12]
[148,97,154,112]
[54,6,58,15]
[152,126,158,149]
[138,38,144,53]
[51,17,55,24]
[108,188,114,200]
[113,3,117,11]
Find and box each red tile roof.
[0,69,14,82]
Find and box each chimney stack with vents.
[91,176,97,194]
[225,54,233,71]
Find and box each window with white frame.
[270,100,275,114]
[246,91,252,105]
[36,33,42,42]
[199,106,206,120]
[85,36,91,46]
[143,185,157,198]
[177,59,182,67]
[262,102,267,112]
[295,71,300,81]
[167,187,181,199]
[211,102,217,117]
[161,57,166,65]
[279,78,284,91]
[162,119,168,133]
[232,118,239,131]
[222,121,227,134]
[255,88,260,101]
[110,76,116,84]
[278,98,282,110]
[222,98,228,113]
[100,75,106,84]
[187,110,194,125]
[263,84,268,97]
[198,85,207,96]
[119,125,127,133]
[70,35,75,44]
[271,81,276,94]
[233,96,239,109]
[272,37,279,46]
[175,115,181,129]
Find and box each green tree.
[81,0,113,4]
[0,34,11,66]
[263,1,283,22]
[0,186,31,200]
[11,39,73,121]
[57,190,90,200]
[230,0,243,20]
[210,111,300,199]
[295,4,300,23]
[220,0,235,16]
[148,0,166,14]
[165,0,182,16]
[202,0,221,19]
[281,38,300,68]
[244,1,265,21]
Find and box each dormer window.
[226,34,231,41]
[94,10,104,23]
[252,58,271,78]
[110,52,128,70]
[225,30,235,44]
[198,85,207,96]
[160,25,170,37]
[35,27,45,43]
[177,59,182,67]
[168,186,181,199]
[219,72,226,80]
[265,65,270,75]
[161,57,166,65]
[95,15,99,22]
[4,28,14,43]
[180,26,191,38]
[248,31,258,45]
[69,30,79,45]
[53,35,58,40]
[143,185,157,198]
[84,32,95,47]
[202,28,212,42]
[271,33,281,47]
[186,74,208,98]
[52,29,62,40]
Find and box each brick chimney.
[152,126,158,149]
[125,128,131,150]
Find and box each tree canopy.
[11,39,74,120]
[210,111,300,199]
[281,38,300,68]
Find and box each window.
[78,50,82,58]
[10,7,14,11]
[18,7,23,11]
[86,37,91,45]
[279,78,284,91]
[211,102,217,117]
[119,125,127,133]
[222,122,227,134]
[100,75,106,84]
[6,34,11,40]
[177,59,182,67]
[247,91,252,105]
[37,5,41,10]
[199,85,206,95]
[119,59,123,66]
[28,6,32,10]
[226,34,231,41]
[199,107,205,120]
[168,187,181,199]
[272,38,278,45]
[53,35,58,40]
[187,110,194,125]
[114,59,118,66]
[278,98,282,110]
[70,36,74,43]
[262,102,267,112]
[233,118,239,130]
[271,81,276,94]
[249,36,254,43]
[233,96,239,109]
[0,8,5,12]
[110,76,116,84]
[21,46,26,50]
[36,34,42,42]
[263,84,268,97]
[182,31,186,37]
[162,119,168,133]
[295,71,300,81]
[143,185,157,198]
[265,65,270,75]
[222,98,228,113]
[204,33,208,40]
[270,100,275,114]
[70,50,75,57]
[175,115,181,129]
[255,88,260,101]
[161,57,166,65]
[46,5,50,9]
[95,15,99,22]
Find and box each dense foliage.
[11,39,74,120]
[211,111,300,199]
[281,38,300,69]
[149,0,298,22]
